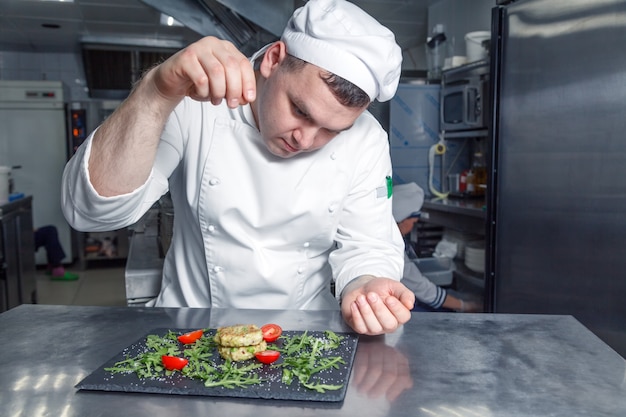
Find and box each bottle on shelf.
[471,139,487,196]
[466,170,476,194]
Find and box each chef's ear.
[258,41,287,77]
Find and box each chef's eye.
[292,104,309,119]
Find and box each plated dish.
[76,326,358,402]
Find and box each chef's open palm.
[342,277,415,335]
[152,36,256,108]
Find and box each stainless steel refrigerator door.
[488,0,626,356]
[0,86,72,266]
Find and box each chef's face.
[253,43,367,158]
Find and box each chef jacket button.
[330,152,337,160]
[328,203,336,213]
[207,224,216,233]
[303,241,310,248]
[209,178,220,186]
[213,266,223,273]
[297,266,305,274]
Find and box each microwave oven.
[440,60,490,132]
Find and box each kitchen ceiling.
[0,0,435,56]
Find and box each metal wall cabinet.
[0,196,36,313]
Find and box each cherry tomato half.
[261,324,282,343]
[255,350,280,364]
[162,355,189,371]
[177,329,204,344]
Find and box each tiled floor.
[35,264,127,307]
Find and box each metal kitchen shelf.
[442,129,488,139]
[420,198,487,237]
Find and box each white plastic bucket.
[465,31,490,62]
[0,166,10,204]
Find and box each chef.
[61,0,415,335]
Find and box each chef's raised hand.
[151,36,256,108]
[341,276,415,335]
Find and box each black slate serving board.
[76,328,358,402]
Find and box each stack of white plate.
[442,229,482,260]
[464,240,485,274]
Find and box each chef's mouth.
[282,138,299,153]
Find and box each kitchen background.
[0,0,493,91]
[0,0,493,278]
[3,0,625,359]
[0,0,493,250]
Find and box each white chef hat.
[281,0,402,102]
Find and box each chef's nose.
[293,127,316,150]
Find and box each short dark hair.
[281,54,370,108]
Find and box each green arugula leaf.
[274,330,346,392]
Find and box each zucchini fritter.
[217,340,267,361]
[214,324,264,347]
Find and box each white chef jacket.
[62,98,404,310]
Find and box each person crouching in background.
[393,183,479,312]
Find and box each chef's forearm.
[88,68,181,197]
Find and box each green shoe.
[51,271,79,281]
